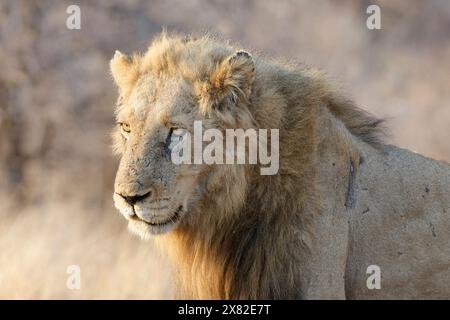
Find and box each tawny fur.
[110,33,450,299]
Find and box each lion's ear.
[204,50,255,108]
[110,50,140,90]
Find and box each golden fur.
[110,33,450,299]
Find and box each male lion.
[110,33,450,299]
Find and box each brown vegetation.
[0,0,449,299]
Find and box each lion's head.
[110,34,257,238]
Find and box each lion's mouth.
[133,205,183,227]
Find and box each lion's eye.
[165,127,187,155]
[119,122,131,137]
[172,128,186,137]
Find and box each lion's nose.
[119,192,151,206]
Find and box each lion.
[110,32,450,299]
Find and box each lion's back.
[346,144,450,299]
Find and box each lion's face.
[112,74,203,237]
[110,37,255,238]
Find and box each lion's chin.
[127,205,184,238]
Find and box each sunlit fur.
[110,32,450,299]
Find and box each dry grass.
[0,201,172,299]
[0,0,449,299]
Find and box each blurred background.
[0,0,449,299]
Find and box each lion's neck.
[155,112,321,298]
[156,167,316,299]
[156,99,342,299]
